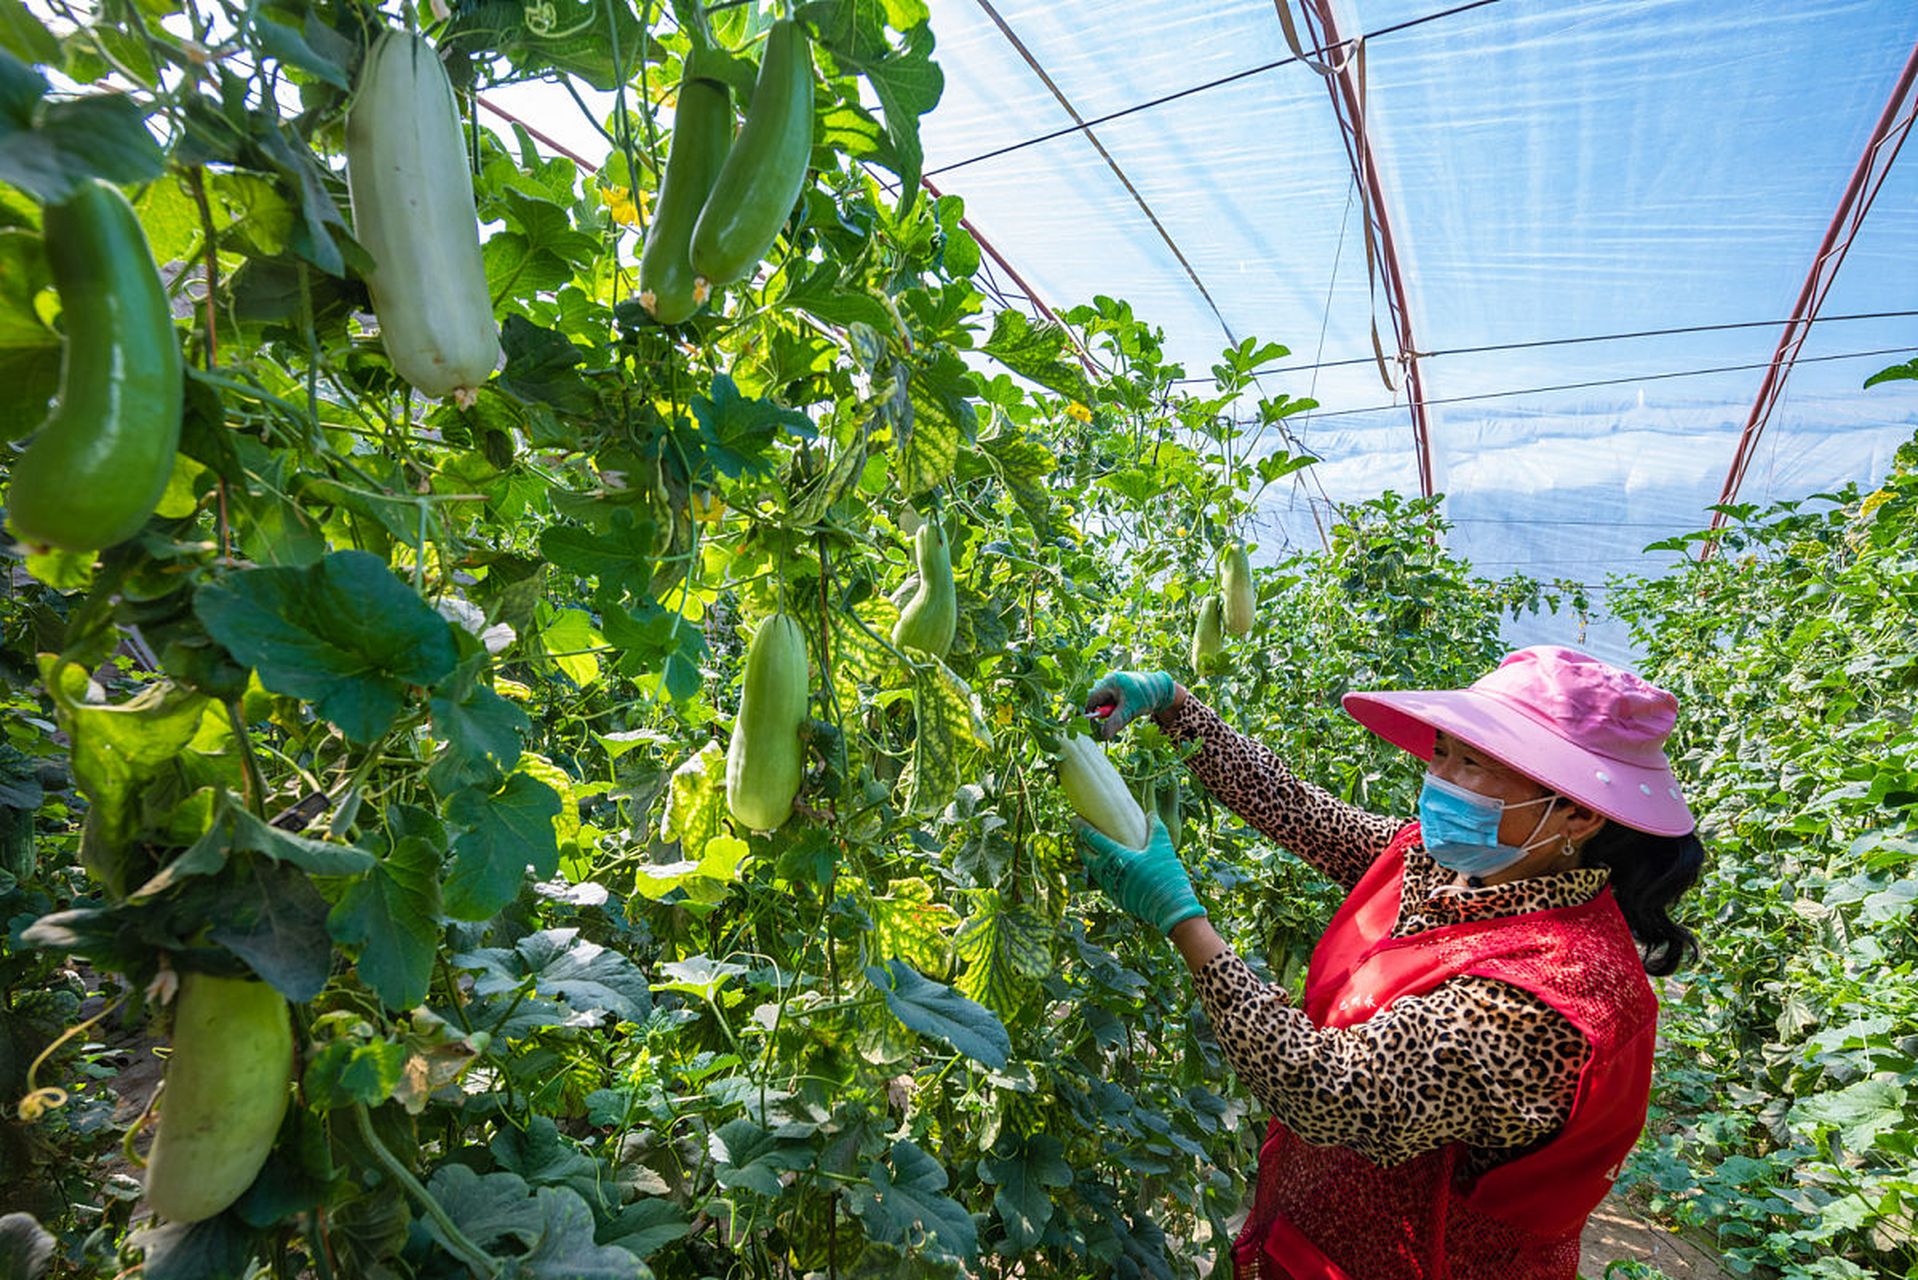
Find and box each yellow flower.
[1065,401,1092,423]
[602,183,648,229]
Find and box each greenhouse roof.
[496,0,1918,661]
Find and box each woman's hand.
[1083,670,1178,741]
[1076,815,1206,935]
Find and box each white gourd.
[345,31,501,401]
[1058,733,1149,849]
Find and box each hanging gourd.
[144,974,293,1223]
[1220,542,1255,635]
[725,613,811,831]
[1190,596,1225,671]
[7,180,182,553]
[689,19,814,288]
[891,521,958,658]
[345,30,501,401]
[1058,734,1150,849]
[638,51,732,324]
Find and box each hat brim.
[1342,687,1696,837]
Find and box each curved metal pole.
[1707,37,1918,552]
[1296,0,1434,500]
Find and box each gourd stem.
[351,1103,500,1278]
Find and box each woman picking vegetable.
[1080,646,1703,1279]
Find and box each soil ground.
[1579,1188,1730,1279]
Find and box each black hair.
[1578,821,1704,977]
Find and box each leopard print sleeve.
[1192,948,1587,1168]
[1156,695,1401,889]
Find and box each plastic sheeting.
[916,0,1918,662]
[489,0,1918,663]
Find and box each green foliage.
[0,0,1898,1275]
[1608,443,1918,1278]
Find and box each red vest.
[1232,824,1657,1280]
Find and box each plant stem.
[351,1103,501,1278]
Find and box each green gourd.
[1190,595,1225,671]
[345,31,500,400]
[145,974,292,1223]
[891,522,957,658]
[725,613,810,831]
[7,180,181,553]
[1058,734,1149,849]
[689,20,814,287]
[1155,776,1183,850]
[1221,543,1255,635]
[638,55,732,324]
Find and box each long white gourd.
[345,31,500,401]
[1058,733,1150,849]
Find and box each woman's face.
[1429,731,1605,883]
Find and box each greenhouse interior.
[0,1,1913,1278]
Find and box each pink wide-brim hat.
[1342,645,1696,837]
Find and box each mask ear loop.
[1514,794,1562,857]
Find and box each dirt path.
[1580,1190,1729,1279]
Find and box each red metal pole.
[923,176,1101,377]
[1707,37,1918,551]
[475,94,600,173]
[1299,0,1434,500]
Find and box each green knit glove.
[1084,670,1176,742]
[1077,815,1206,935]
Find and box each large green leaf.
[804,5,944,197]
[658,741,726,851]
[441,772,563,920]
[601,601,708,701]
[979,1134,1071,1252]
[499,314,596,417]
[869,877,958,972]
[302,1036,406,1109]
[428,662,530,794]
[512,927,654,1025]
[865,959,1008,1069]
[0,56,164,202]
[980,310,1093,403]
[490,1116,608,1207]
[0,2,57,65]
[516,1187,647,1279]
[827,593,904,712]
[540,606,605,689]
[539,512,658,598]
[630,834,750,907]
[35,657,221,896]
[424,1165,545,1255]
[846,1139,975,1263]
[693,374,817,478]
[138,796,374,896]
[600,1198,691,1259]
[903,660,992,817]
[953,893,1051,1015]
[1791,1078,1909,1151]
[328,834,443,1010]
[709,1118,813,1197]
[900,348,973,496]
[426,1166,646,1279]
[651,954,748,1002]
[0,228,56,434]
[196,551,459,744]
[205,859,335,1002]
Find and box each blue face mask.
[1417,772,1559,879]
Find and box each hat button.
[1668,786,1682,799]
[1595,770,1612,784]
[1639,783,1653,795]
